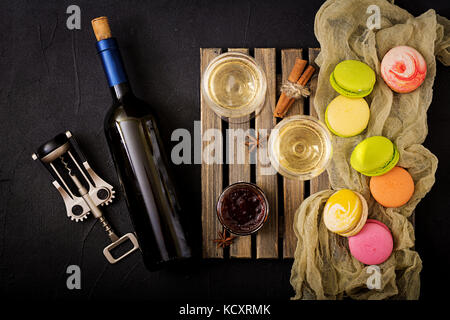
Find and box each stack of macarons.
[326,60,375,137]
[323,189,394,265]
[320,46,425,266]
[323,138,415,265]
[325,46,427,138]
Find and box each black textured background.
[0,0,449,302]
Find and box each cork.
[91,16,112,41]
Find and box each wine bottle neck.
[110,82,132,101]
[96,37,131,101]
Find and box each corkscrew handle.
[69,170,139,263]
[103,232,140,264]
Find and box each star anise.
[245,132,267,153]
[213,229,236,248]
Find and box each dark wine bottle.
[91,17,191,271]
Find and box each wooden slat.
[281,49,305,258]
[254,48,278,259]
[201,48,224,258]
[227,48,252,258]
[308,48,330,194]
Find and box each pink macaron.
[348,219,393,265]
[381,46,427,93]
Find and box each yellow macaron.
[323,189,368,237]
[325,95,370,137]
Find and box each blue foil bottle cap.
[96,38,128,87]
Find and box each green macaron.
[350,136,399,176]
[330,60,376,98]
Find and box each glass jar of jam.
[216,182,269,235]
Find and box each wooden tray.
[200,48,329,259]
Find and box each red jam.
[217,182,268,235]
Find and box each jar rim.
[216,181,269,236]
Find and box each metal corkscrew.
[32,130,139,264]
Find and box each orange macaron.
[369,166,414,208]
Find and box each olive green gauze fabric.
[290,0,450,300]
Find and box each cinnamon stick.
[274,59,307,118]
[297,65,315,86]
[274,65,316,118]
[288,58,307,82]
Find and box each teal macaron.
[330,60,376,98]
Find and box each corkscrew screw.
[32,131,139,264]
